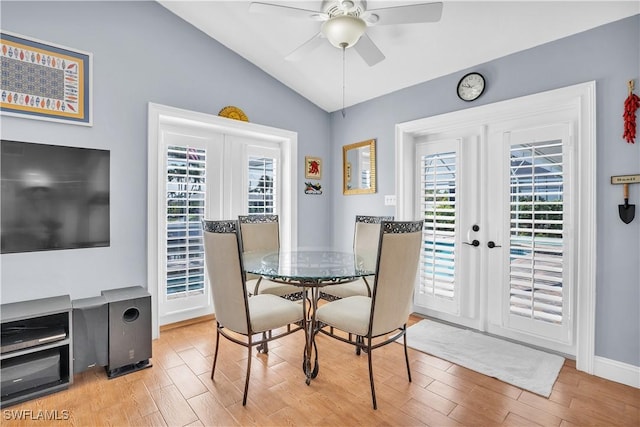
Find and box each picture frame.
[305,156,322,179]
[343,139,376,195]
[1,31,93,126]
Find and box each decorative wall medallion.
[218,105,248,122]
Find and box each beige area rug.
[404,319,564,397]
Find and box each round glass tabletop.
[243,250,374,285]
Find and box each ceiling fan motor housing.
[322,0,366,17]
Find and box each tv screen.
[1,140,110,254]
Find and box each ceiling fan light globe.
[321,15,366,48]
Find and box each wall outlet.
[384,195,396,206]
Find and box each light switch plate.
[384,195,396,206]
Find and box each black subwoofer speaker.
[72,296,108,374]
[102,286,152,378]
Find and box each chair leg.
[242,337,253,406]
[366,339,377,410]
[211,327,221,380]
[403,329,412,383]
[257,332,269,354]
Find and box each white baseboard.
[593,356,640,388]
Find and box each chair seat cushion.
[248,294,304,333]
[321,277,371,299]
[316,295,371,336]
[247,278,301,297]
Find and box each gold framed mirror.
[343,139,376,195]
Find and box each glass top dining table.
[243,249,375,286]
[242,249,375,384]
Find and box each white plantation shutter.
[360,154,371,188]
[419,151,456,300]
[248,156,276,215]
[165,145,206,299]
[509,140,564,324]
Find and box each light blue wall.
[329,15,640,367]
[0,1,331,302]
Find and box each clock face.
[457,72,485,101]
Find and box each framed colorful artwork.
[305,156,322,179]
[304,181,323,195]
[1,31,93,126]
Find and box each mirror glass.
[343,139,376,195]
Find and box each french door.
[486,122,574,346]
[412,111,578,354]
[157,130,283,325]
[159,126,224,323]
[148,103,298,334]
[414,130,480,319]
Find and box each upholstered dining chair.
[314,220,424,409]
[320,215,393,301]
[238,215,302,301]
[202,219,304,406]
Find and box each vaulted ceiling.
[158,1,639,112]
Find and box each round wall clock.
[457,72,486,102]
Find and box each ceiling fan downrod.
[341,45,346,118]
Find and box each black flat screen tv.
[1,140,110,254]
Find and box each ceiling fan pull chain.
[342,44,346,118]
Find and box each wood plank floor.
[4,315,639,426]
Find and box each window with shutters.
[165,145,206,300]
[419,151,457,300]
[150,104,298,332]
[248,156,276,215]
[509,139,564,324]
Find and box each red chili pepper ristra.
[623,80,640,144]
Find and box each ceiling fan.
[249,1,443,66]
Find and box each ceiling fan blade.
[285,32,325,62]
[249,2,328,21]
[365,2,443,26]
[354,33,385,67]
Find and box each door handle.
[487,241,501,249]
[463,239,480,247]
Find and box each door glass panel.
[509,140,564,324]
[248,156,276,215]
[419,151,456,300]
[165,145,206,300]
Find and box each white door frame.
[147,103,298,338]
[395,82,596,373]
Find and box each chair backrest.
[238,215,279,282]
[203,220,251,334]
[369,220,424,336]
[238,215,280,253]
[354,215,394,272]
